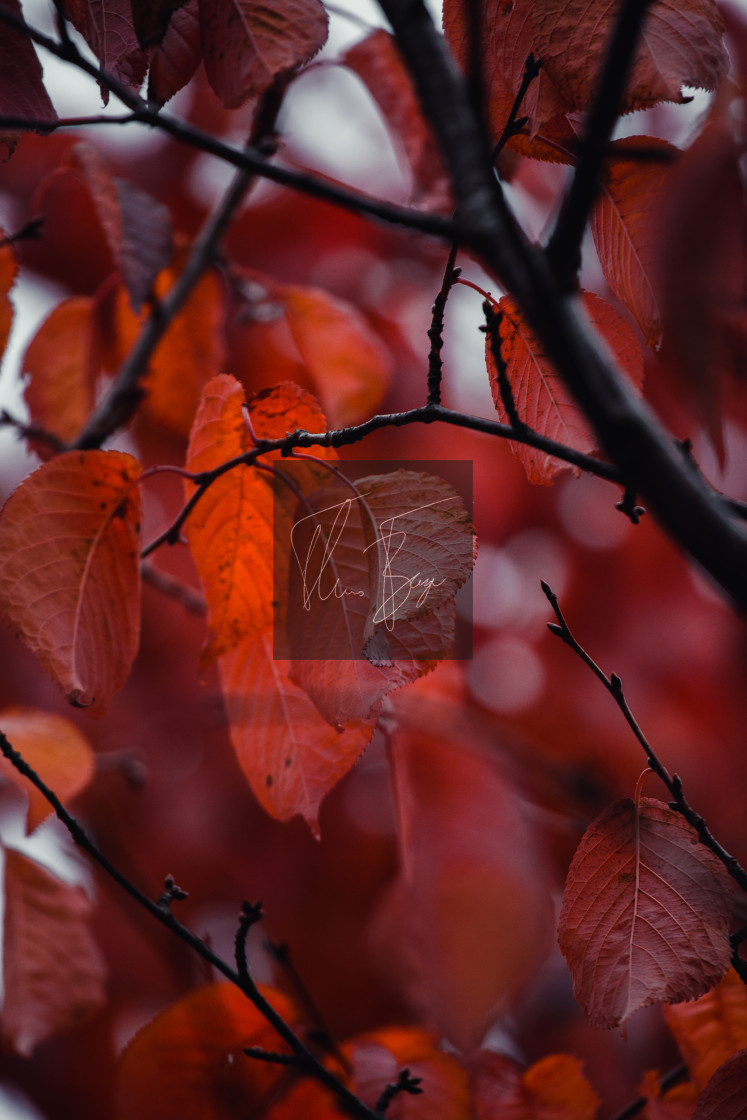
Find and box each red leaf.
[219,629,375,836]
[665,969,747,1091]
[116,982,300,1120]
[488,291,644,483]
[558,797,733,1030]
[130,0,187,47]
[64,0,148,99]
[0,708,95,832]
[692,1048,747,1120]
[591,136,676,346]
[532,0,727,113]
[0,450,143,710]
[373,729,552,1049]
[0,0,57,155]
[69,143,173,312]
[23,296,99,448]
[468,1051,600,1120]
[0,232,17,359]
[148,0,202,105]
[343,30,452,210]
[2,848,107,1056]
[199,0,328,109]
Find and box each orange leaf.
[2,847,107,1056]
[116,982,299,1120]
[637,1070,698,1119]
[200,0,328,108]
[373,729,552,1049]
[591,136,676,346]
[488,291,643,483]
[469,1051,600,1120]
[343,30,452,210]
[665,969,747,1091]
[691,1048,747,1120]
[0,450,143,710]
[22,296,99,448]
[558,797,733,1030]
[219,628,375,836]
[0,708,95,832]
[185,376,332,668]
[532,0,727,113]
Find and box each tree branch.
[377,0,747,611]
[0,729,382,1120]
[547,0,655,286]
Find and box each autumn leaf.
[0,230,17,359]
[487,291,644,483]
[116,982,300,1120]
[130,0,186,47]
[691,1048,747,1120]
[69,143,173,312]
[64,0,148,98]
[343,30,452,210]
[665,969,747,1091]
[148,0,202,104]
[219,628,376,836]
[0,709,95,832]
[467,1051,600,1120]
[0,0,57,156]
[372,729,553,1050]
[591,136,676,346]
[186,376,333,668]
[2,847,107,1056]
[0,450,143,710]
[531,0,727,112]
[112,256,224,435]
[635,1070,698,1119]
[266,1026,471,1120]
[23,296,99,448]
[558,797,733,1030]
[199,0,328,108]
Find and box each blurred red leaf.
[373,729,553,1050]
[199,0,328,108]
[532,0,727,112]
[64,0,148,99]
[112,257,224,435]
[665,969,747,1091]
[487,291,643,483]
[69,143,173,312]
[2,847,107,1056]
[23,296,99,448]
[219,628,375,836]
[0,0,56,156]
[591,136,676,346]
[115,982,300,1119]
[468,1050,600,1119]
[0,231,17,358]
[692,1048,747,1120]
[343,30,452,210]
[0,450,143,710]
[148,0,202,104]
[558,797,733,1030]
[0,707,95,832]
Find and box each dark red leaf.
[148,0,202,104]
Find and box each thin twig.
[375,1068,423,1113]
[492,53,542,159]
[604,1062,689,1120]
[426,242,460,405]
[141,564,206,614]
[541,582,747,896]
[546,0,654,286]
[0,730,382,1120]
